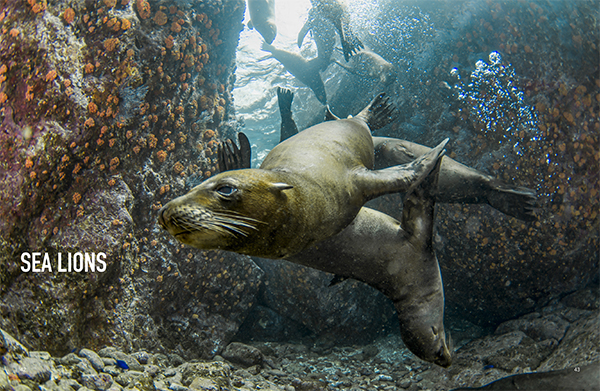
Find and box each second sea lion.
[215,130,453,368]
[248,0,277,44]
[309,0,363,61]
[277,88,537,220]
[262,42,328,104]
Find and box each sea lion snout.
[400,321,453,368]
[157,202,210,237]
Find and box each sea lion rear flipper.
[277,87,299,142]
[486,181,538,221]
[355,92,398,132]
[401,157,440,247]
[217,132,252,171]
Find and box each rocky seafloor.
[2,284,597,391]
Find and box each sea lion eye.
[216,185,237,197]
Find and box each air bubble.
[489,51,502,65]
[450,51,539,142]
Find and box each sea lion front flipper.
[355,92,398,132]
[358,138,448,199]
[339,19,364,61]
[486,181,537,221]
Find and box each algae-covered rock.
[0,0,253,360]
[180,362,231,390]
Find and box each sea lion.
[333,48,397,85]
[451,364,600,390]
[277,88,537,220]
[247,0,277,44]
[215,130,452,367]
[158,93,448,259]
[261,43,328,104]
[297,6,337,70]
[373,137,537,220]
[289,170,453,367]
[309,0,363,61]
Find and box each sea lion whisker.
[213,221,251,237]
[209,223,239,237]
[213,210,265,226]
[174,216,212,233]
[212,216,258,231]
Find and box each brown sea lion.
[333,48,398,86]
[158,93,448,259]
[278,88,536,220]
[261,42,328,104]
[297,6,337,70]
[310,0,363,61]
[451,364,600,390]
[248,0,277,44]
[215,129,453,368]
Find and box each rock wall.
[0,0,262,359]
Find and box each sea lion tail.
[486,181,538,221]
[355,92,398,131]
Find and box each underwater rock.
[0,0,251,360]
[97,348,143,372]
[251,257,397,346]
[235,305,309,343]
[221,342,264,368]
[80,373,114,391]
[79,348,106,372]
[536,311,600,371]
[6,356,54,383]
[180,362,232,389]
[494,313,569,342]
[0,328,29,361]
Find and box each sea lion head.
[398,306,453,367]
[158,169,293,254]
[259,23,277,45]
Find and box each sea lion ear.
[271,183,293,191]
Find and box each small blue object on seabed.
[483,364,494,370]
[116,360,129,370]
